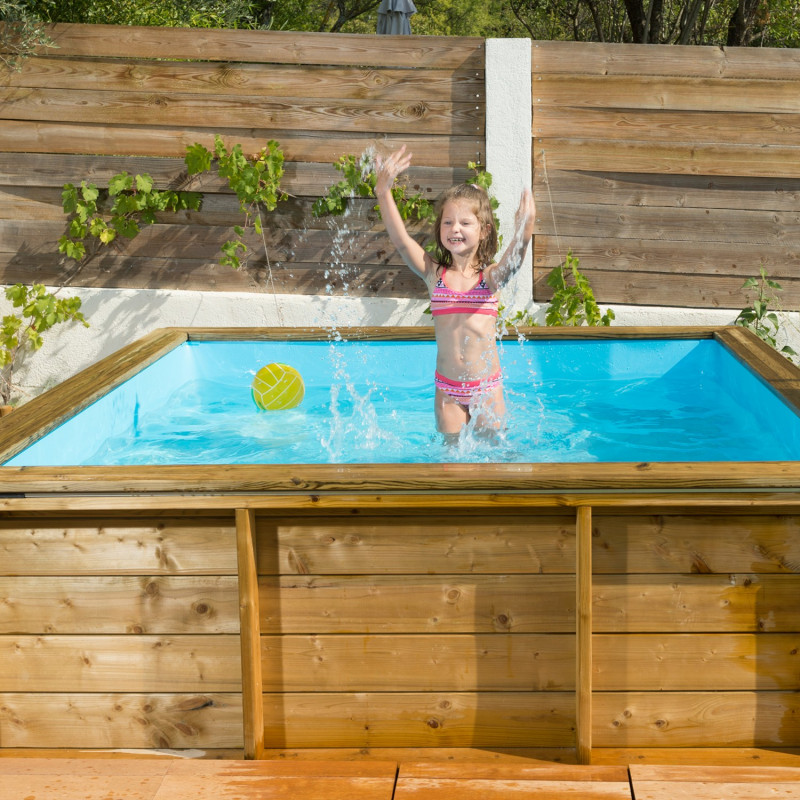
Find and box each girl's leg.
[435,388,470,441]
[470,386,506,436]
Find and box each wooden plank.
[0,327,186,464]
[535,74,800,113]
[0,122,484,166]
[592,747,800,765]
[395,763,631,800]
[533,40,800,80]
[0,758,399,800]
[0,256,425,297]
[535,139,800,179]
[263,692,575,748]
[630,764,800,782]
[0,576,239,634]
[594,633,800,690]
[532,236,800,282]
[8,56,484,103]
[534,168,800,213]
[717,326,800,414]
[39,24,485,69]
[3,491,800,515]
[3,460,800,496]
[256,514,577,575]
[593,573,800,633]
[260,634,575,691]
[590,512,800,575]
[159,759,398,800]
[395,778,631,799]
[0,517,237,576]
[0,87,484,136]
[532,202,800,246]
[259,574,576,634]
[0,693,242,749]
[532,268,798,310]
[593,691,800,747]
[235,508,263,759]
[0,635,241,691]
[576,505,592,765]
[534,107,800,148]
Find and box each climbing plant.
[735,267,797,361]
[185,135,286,269]
[545,251,614,327]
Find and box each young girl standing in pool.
[374,145,536,439]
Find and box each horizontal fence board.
[534,107,800,149]
[591,514,800,575]
[257,514,577,575]
[0,255,426,297]
[0,517,237,575]
[260,575,575,634]
[261,633,575,692]
[592,691,800,748]
[532,40,800,80]
[534,169,800,212]
[7,57,484,103]
[0,576,239,634]
[532,236,800,282]
[263,692,575,748]
[0,88,484,136]
[40,24,485,69]
[532,266,800,309]
[535,75,800,113]
[593,574,800,633]
[594,633,800,691]
[535,139,800,178]
[533,202,800,245]
[0,121,484,165]
[0,634,241,691]
[0,692,242,749]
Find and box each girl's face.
[439,200,488,259]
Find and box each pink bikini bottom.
[434,370,503,407]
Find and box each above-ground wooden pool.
[1,326,799,763]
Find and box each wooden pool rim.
[1,324,799,496]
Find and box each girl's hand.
[374,145,412,197]
[515,188,536,240]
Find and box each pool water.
[7,337,800,466]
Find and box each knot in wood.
[427,718,440,729]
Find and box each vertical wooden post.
[575,505,593,765]
[236,508,264,759]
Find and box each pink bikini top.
[430,270,499,318]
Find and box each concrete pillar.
[485,38,533,308]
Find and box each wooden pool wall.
[1,326,799,762]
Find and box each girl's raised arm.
[485,188,536,290]
[374,146,433,280]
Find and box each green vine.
[0,1,55,71]
[58,173,202,264]
[545,251,614,327]
[185,135,286,269]
[735,267,797,360]
[0,284,88,405]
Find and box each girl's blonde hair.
[433,184,498,272]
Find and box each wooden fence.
[0,24,483,298]
[1,26,800,309]
[532,41,800,309]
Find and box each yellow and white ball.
[251,363,305,410]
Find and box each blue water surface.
[6,338,800,466]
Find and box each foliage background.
[2,0,798,47]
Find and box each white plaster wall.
[485,38,533,308]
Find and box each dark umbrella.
[376,0,417,35]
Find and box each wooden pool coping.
[1,325,799,496]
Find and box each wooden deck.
[3,754,800,799]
